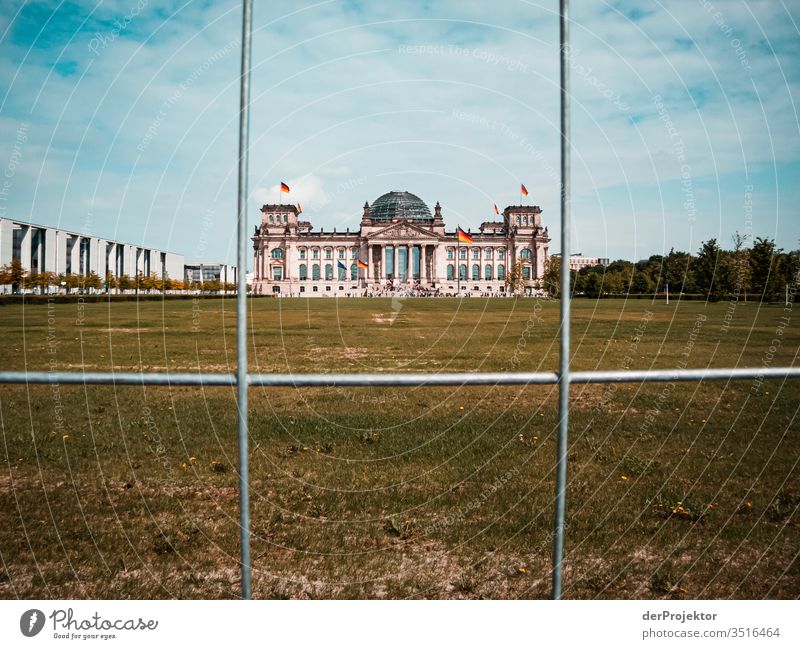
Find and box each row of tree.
[0,259,236,294]
[541,235,798,301]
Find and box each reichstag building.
[252,191,549,296]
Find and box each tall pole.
[457,225,461,294]
[552,0,571,600]
[236,0,253,599]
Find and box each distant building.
[184,261,237,286]
[0,216,237,293]
[0,217,184,288]
[251,190,550,297]
[552,253,609,272]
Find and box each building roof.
[369,191,433,222]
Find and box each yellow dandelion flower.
[180,462,188,470]
[621,475,628,481]
[459,406,464,410]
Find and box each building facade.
[184,261,238,286]
[552,253,610,272]
[252,191,550,297]
[0,217,185,287]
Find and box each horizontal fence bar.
[0,366,798,387]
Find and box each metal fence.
[1,0,798,600]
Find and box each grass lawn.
[0,296,797,599]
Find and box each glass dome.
[370,191,433,222]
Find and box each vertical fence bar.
[552,0,571,600]
[236,0,254,600]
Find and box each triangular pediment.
[368,220,437,241]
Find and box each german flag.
[280,182,290,193]
[356,259,368,269]
[297,203,302,213]
[493,204,499,215]
[520,183,529,196]
[457,226,473,245]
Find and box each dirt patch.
[100,328,149,333]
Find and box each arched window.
[325,264,333,280]
[299,263,307,280]
[351,248,358,259]
[447,249,454,260]
[523,267,531,279]
[350,263,358,280]
[268,215,274,223]
[498,249,505,260]
[485,249,493,259]
[337,263,346,280]
[447,264,454,280]
[516,216,521,225]
[271,248,284,259]
[299,248,306,259]
[459,264,467,280]
[484,264,492,280]
[472,264,480,280]
[520,249,531,259]
[459,249,467,260]
[497,264,506,280]
[312,264,320,280]
[325,249,332,260]
[338,248,345,259]
[312,249,319,259]
[524,216,529,225]
[472,249,479,259]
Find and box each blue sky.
[0,0,798,266]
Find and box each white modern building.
[184,261,238,286]
[552,253,610,272]
[0,217,184,290]
[251,191,550,297]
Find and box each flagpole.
[457,224,461,295]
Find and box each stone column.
[19,225,31,272]
[285,243,293,281]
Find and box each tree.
[118,274,133,292]
[142,273,159,293]
[84,271,102,292]
[584,272,602,298]
[35,271,56,294]
[2,259,26,293]
[630,270,654,295]
[573,272,586,295]
[505,260,525,297]
[694,239,726,299]
[63,273,82,294]
[542,256,560,297]
[750,237,782,302]
[727,232,751,299]
[659,248,695,295]
[105,271,117,293]
[204,279,222,293]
